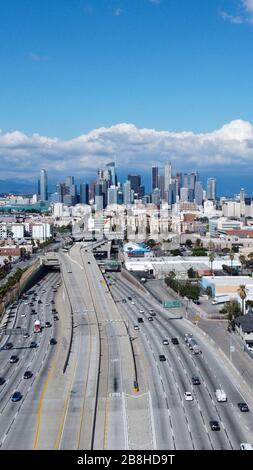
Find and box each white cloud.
[242,0,253,13]
[113,8,123,16]
[0,120,253,179]
[220,11,243,24]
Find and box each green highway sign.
[163,300,181,308]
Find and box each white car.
[240,443,253,450]
[134,325,139,330]
[163,339,169,345]
[184,392,193,401]
[131,301,135,305]
[139,310,144,314]
[21,313,26,318]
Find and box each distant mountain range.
[0,179,55,195]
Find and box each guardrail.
[60,260,74,375]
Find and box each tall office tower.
[80,183,89,204]
[106,161,117,186]
[183,172,197,202]
[65,176,77,205]
[56,182,67,203]
[180,187,189,202]
[117,190,124,205]
[139,185,145,198]
[142,195,151,204]
[107,186,118,205]
[128,175,141,195]
[164,162,172,191]
[66,176,74,187]
[240,188,246,217]
[207,178,217,200]
[158,175,165,200]
[168,182,177,206]
[95,183,104,211]
[151,165,159,191]
[175,173,182,194]
[195,181,204,206]
[39,169,48,202]
[89,181,96,201]
[123,180,131,205]
[151,188,160,206]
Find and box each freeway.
[108,272,253,450]
[0,272,61,449]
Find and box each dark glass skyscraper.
[152,165,159,191]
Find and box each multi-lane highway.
[108,271,253,450]
[0,272,61,449]
[1,240,253,450]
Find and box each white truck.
[212,295,230,305]
[215,389,227,402]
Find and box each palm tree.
[239,255,246,275]
[209,252,215,276]
[229,251,235,275]
[238,285,247,315]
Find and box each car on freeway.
[150,312,156,317]
[21,312,26,318]
[11,391,22,402]
[4,342,13,350]
[30,341,37,348]
[38,300,42,304]
[0,377,5,385]
[51,300,55,304]
[240,443,253,450]
[192,377,201,385]
[139,310,144,314]
[45,322,51,328]
[184,392,194,401]
[131,301,135,305]
[23,370,33,379]
[10,355,18,363]
[128,296,132,301]
[171,338,179,345]
[238,402,249,412]
[163,339,169,345]
[209,420,220,431]
[148,316,154,321]
[159,355,166,361]
[50,338,57,345]
[192,299,201,305]
[16,326,21,329]
[23,333,30,338]
[31,309,36,315]
[122,299,127,303]
[53,316,59,321]
[137,317,144,323]
[29,302,34,307]
[134,325,139,330]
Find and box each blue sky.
[0,0,253,192]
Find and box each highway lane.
[80,247,127,449]
[78,244,155,450]
[55,250,99,450]
[0,273,61,449]
[113,278,207,449]
[110,272,253,449]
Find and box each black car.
[128,297,132,301]
[5,342,13,350]
[23,370,33,379]
[159,355,166,361]
[192,377,201,385]
[11,391,22,402]
[238,402,249,412]
[45,322,51,328]
[88,261,90,264]
[122,299,127,303]
[0,377,5,385]
[148,317,154,321]
[50,338,57,345]
[209,420,220,431]
[10,355,18,363]
[171,338,179,345]
[30,341,37,348]
[38,300,42,304]
[138,317,144,323]
[192,299,201,305]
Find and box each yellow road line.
[33,360,56,450]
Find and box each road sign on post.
[163,300,181,308]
